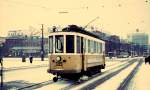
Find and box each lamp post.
[0,43,4,88]
[0,58,3,88]
[41,24,44,61]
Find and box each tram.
[47,25,105,82]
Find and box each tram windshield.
[49,36,53,53]
[66,35,74,53]
[55,35,64,53]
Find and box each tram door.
[81,37,85,72]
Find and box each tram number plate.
[56,62,63,66]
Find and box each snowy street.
[1,57,150,90]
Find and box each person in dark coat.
[0,43,4,64]
[145,56,150,64]
[22,54,26,62]
[29,55,33,63]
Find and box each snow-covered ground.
[3,58,48,69]
[128,61,150,90]
[95,60,139,90]
[1,57,149,90]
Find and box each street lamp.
[0,43,4,88]
[41,24,44,61]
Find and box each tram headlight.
[56,56,61,62]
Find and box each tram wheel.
[53,77,58,82]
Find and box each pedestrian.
[147,56,150,64]
[0,43,4,64]
[22,54,26,62]
[29,55,33,63]
[0,43,4,88]
[0,57,2,65]
[145,56,150,64]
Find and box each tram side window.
[88,40,91,53]
[77,36,81,53]
[83,38,86,53]
[91,41,94,53]
[96,42,98,53]
[94,41,96,53]
[97,43,100,53]
[66,35,74,53]
[49,36,53,53]
[99,43,102,53]
[55,35,64,53]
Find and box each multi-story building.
[0,37,6,44]
[128,29,149,45]
[4,30,48,57]
[127,29,149,55]
[4,36,48,57]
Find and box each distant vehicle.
[47,25,105,82]
[134,55,138,57]
[117,52,129,58]
[108,52,114,59]
[143,52,149,58]
[117,55,129,58]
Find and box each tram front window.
[66,35,74,53]
[49,36,53,53]
[55,35,64,53]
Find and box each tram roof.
[60,25,103,41]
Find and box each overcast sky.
[0,0,150,39]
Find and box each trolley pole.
[41,24,44,61]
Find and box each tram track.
[61,59,137,90]
[4,64,48,72]
[106,59,128,67]
[17,80,54,90]
[117,59,143,90]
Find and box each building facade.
[0,37,6,44]
[127,30,149,55]
[4,36,48,57]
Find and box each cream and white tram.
[47,25,105,82]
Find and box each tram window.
[96,42,98,53]
[88,40,91,53]
[49,36,53,53]
[97,43,101,53]
[97,43,100,53]
[94,41,96,53]
[90,40,94,53]
[99,43,102,53]
[55,35,64,53]
[83,38,86,53]
[77,36,81,53]
[66,35,74,53]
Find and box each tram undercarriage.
[48,65,104,82]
